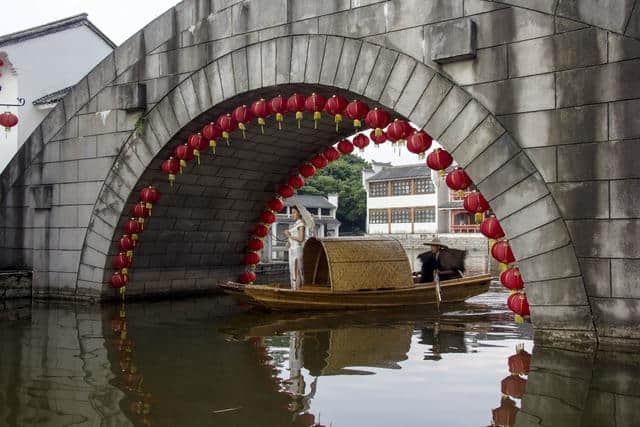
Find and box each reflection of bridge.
[1,0,640,348]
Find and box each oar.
[434,270,442,308]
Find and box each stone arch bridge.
[2,0,640,349]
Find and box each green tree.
[300,155,371,234]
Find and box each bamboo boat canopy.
[302,237,414,291]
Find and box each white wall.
[0,25,113,172]
[367,193,437,210]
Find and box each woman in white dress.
[284,207,306,289]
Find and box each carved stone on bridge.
[428,19,477,64]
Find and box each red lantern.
[370,129,387,146]
[507,292,530,317]
[287,93,307,128]
[426,148,453,177]
[270,95,287,130]
[445,168,472,198]
[111,272,129,289]
[324,95,348,131]
[386,119,412,145]
[260,210,276,224]
[251,99,272,133]
[492,397,519,427]
[299,163,316,178]
[501,374,527,399]
[323,147,340,162]
[508,348,531,375]
[216,114,238,144]
[492,240,515,271]
[406,131,433,157]
[232,105,254,138]
[500,267,524,291]
[305,93,327,129]
[118,235,135,258]
[140,186,160,216]
[244,251,260,266]
[365,108,391,137]
[124,218,141,241]
[480,216,505,240]
[247,238,264,251]
[288,175,305,189]
[345,100,369,130]
[278,185,295,199]
[337,139,354,154]
[112,252,131,274]
[161,157,180,186]
[353,133,370,151]
[188,133,208,165]
[267,197,284,212]
[0,111,18,131]
[239,271,257,284]
[310,154,328,169]
[463,191,490,223]
[202,122,222,153]
[132,202,150,225]
[175,144,194,172]
[254,224,270,237]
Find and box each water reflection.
[0,287,638,426]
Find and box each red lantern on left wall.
[0,111,18,132]
[113,252,132,275]
[132,202,150,225]
[244,251,261,266]
[111,271,129,289]
[161,157,180,186]
[140,186,160,216]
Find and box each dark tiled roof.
[366,164,432,182]
[32,86,73,105]
[284,195,336,209]
[0,14,116,49]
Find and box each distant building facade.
[0,14,115,172]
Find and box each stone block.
[578,257,611,298]
[78,157,114,182]
[508,28,607,78]
[510,218,572,260]
[610,179,640,218]
[425,86,470,138]
[608,32,640,62]
[41,103,67,143]
[97,132,127,158]
[477,151,536,203]
[428,19,476,64]
[96,84,146,112]
[379,55,416,108]
[557,60,640,107]
[366,27,425,62]
[465,133,521,184]
[558,140,640,181]
[87,53,116,98]
[49,249,81,273]
[275,37,292,85]
[464,0,509,15]
[217,54,236,98]
[63,78,90,121]
[549,182,609,220]
[350,43,380,95]
[387,0,463,31]
[43,161,78,184]
[203,62,224,106]
[143,8,175,53]
[115,31,144,76]
[525,276,589,306]
[557,0,634,34]
[524,147,556,183]
[304,35,326,84]
[473,7,554,48]
[178,77,202,119]
[441,45,507,86]
[438,100,487,152]
[30,185,53,209]
[231,48,249,93]
[58,181,101,205]
[319,3,386,38]
[591,297,640,339]
[610,259,640,298]
[555,16,589,33]
[333,38,361,89]
[260,39,277,87]
[609,99,640,140]
[291,36,309,83]
[156,98,181,138]
[291,0,349,21]
[78,111,117,137]
[566,219,640,258]
[465,74,555,115]
[245,43,261,90]
[59,228,86,251]
[318,36,343,86]
[490,173,549,219]
[530,304,594,331]
[451,115,505,167]
[364,48,398,101]
[231,0,286,33]
[60,137,98,161]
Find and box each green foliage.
[300,155,371,234]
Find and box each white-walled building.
[0,14,115,172]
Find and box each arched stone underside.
[3,0,640,349]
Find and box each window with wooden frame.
[369,209,388,224]
[415,178,435,194]
[369,181,388,197]
[391,180,411,196]
[414,206,436,223]
[391,208,411,223]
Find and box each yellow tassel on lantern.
[296,111,303,128]
[137,217,145,225]
[250,264,256,272]
[239,123,247,139]
[209,140,217,154]
[258,117,266,134]
[194,149,201,165]
[354,119,361,129]
[276,113,283,130]
[119,286,126,298]
[334,114,342,132]
[121,267,129,275]
[438,169,446,177]
[514,314,524,324]
[131,233,139,242]
[126,250,133,259]
[419,152,425,160]
[375,127,382,137]
[313,111,321,129]
[457,190,465,198]
[168,174,176,187]
[222,131,230,145]
[500,263,508,272]
[145,202,152,210]
[475,212,484,223]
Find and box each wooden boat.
[220,236,492,311]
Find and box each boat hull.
[219,274,492,311]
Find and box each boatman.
[417,237,466,283]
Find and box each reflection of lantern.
[324,95,348,131]
[0,111,18,132]
[299,163,316,178]
[445,168,472,198]
[161,157,180,185]
[353,134,370,151]
[345,100,369,129]
[370,129,387,146]
[250,99,272,133]
[337,139,354,154]
[270,95,286,129]
[247,238,264,251]
[188,133,208,164]
[111,271,129,288]
[175,143,194,171]
[245,251,260,266]
[239,271,257,284]
[507,292,530,317]
[216,114,238,144]
[508,348,531,375]
[492,397,519,427]
[500,267,524,291]
[305,93,327,129]
[278,185,295,199]
[119,235,135,258]
[323,147,340,162]
[501,374,527,399]
[260,211,276,224]
[232,105,254,138]
[267,198,284,212]
[492,240,515,271]
[288,175,304,189]
[113,252,131,274]
[463,191,490,223]
[426,148,453,177]
[125,218,142,241]
[253,224,270,237]
[310,154,328,169]
[140,186,160,215]
[132,202,150,225]
[202,122,221,152]
[287,93,307,128]
[406,131,433,157]
[365,108,391,137]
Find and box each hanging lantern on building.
[132,202,150,226]
[288,175,305,189]
[0,111,18,132]
[287,93,307,128]
[187,133,208,165]
[370,129,387,147]
[253,224,270,238]
[113,252,132,275]
[463,191,490,223]
[161,157,180,186]
[260,210,276,224]
[426,148,453,177]
[500,267,524,291]
[247,238,264,251]
[353,133,370,151]
[345,100,369,130]
[244,251,261,267]
[385,119,412,147]
[324,95,348,131]
[305,93,327,129]
[119,235,135,259]
[492,397,519,427]
[492,240,515,271]
[508,346,531,375]
[337,139,354,154]
[299,163,316,178]
[480,215,505,250]
[406,131,433,158]
[323,146,340,162]
[507,292,530,317]
[140,186,160,217]
[267,197,284,212]
[365,108,391,137]
[250,98,272,134]
[445,167,472,198]
[216,113,238,144]
[232,105,254,138]
[310,154,328,169]
[501,374,527,399]
[124,218,142,241]
[175,144,194,172]
[202,122,222,153]
[111,271,129,289]
[239,271,257,284]
[270,95,287,130]
[277,185,295,199]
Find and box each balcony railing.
[450,224,480,233]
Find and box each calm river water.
[1,283,638,426]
